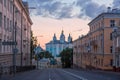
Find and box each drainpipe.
[20,9,23,67]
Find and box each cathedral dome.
[68,33,72,43]
[53,33,57,41]
[60,30,65,43]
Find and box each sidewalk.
[0,69,38,80]
[0,74,13,80]
[91,69,120,75]
[73,67,120,75]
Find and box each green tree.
[30,31,37,64]
[60,48,73,68]
[37,51,53,59]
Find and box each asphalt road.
[1,68,120,80]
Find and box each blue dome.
[60,30,65,43]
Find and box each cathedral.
[45,30,73,57]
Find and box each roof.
[46,40,69,45]
[88,11,120,26]
[34,45,44,54]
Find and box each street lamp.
[12,0,20,75]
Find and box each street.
[0,68,120,80]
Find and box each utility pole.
[21,9,23,67]
[12,0,16,75]
[12,0,18,75]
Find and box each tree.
[37,51,53,59]
[30,31,37,64]
[60,48,73,68]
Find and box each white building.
[46,30,72,57]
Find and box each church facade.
[45,30,72,57]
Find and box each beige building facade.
[0,0,32,72]
[73,8,120,70]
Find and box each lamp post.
[12,0,18,75]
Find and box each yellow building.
[73,8,120,70]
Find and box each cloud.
[76,0,106,19]
[113,0,120,8]
[26,0,76,19]
[24,0,106,19]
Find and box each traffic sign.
[13,48,18,53]
[2,41,17,45]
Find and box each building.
[38,58,50,69]
[46,30,72,57]
[0,0,32,73]
[34,44,44,54]
[111,19,120,71]
[73,7,120,70]
[112,27,120,72]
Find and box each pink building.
[0,0,32,73]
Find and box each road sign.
[13,48,18,53]
[2,41,17,45]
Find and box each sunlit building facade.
[0,0,32,72]
[73,7,120,70]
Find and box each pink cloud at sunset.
[31,16,90,49]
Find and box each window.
[4,16,6,30]
[7,18,9,30]
[0,12,2,27]
[10,20,12,32]
[4,0,6,7]
[8,0,9,11]
[110,33,113,40]
[110,59,113,66]
[99,22,100,29]
[0,0,2,4]
[110,20,115,27]
[10,1,13,13]
[119,20,120,26]
[101,59,103,66]
[110,46,113,53]
[0,39,1,53]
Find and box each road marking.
[49,71,51,80]
[62,70,88,80]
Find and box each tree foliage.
[60,48,73,68]
[30,31,37,54]
[30,31,37,62]
[37,51,53,59]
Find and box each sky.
[22,0,120,49]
